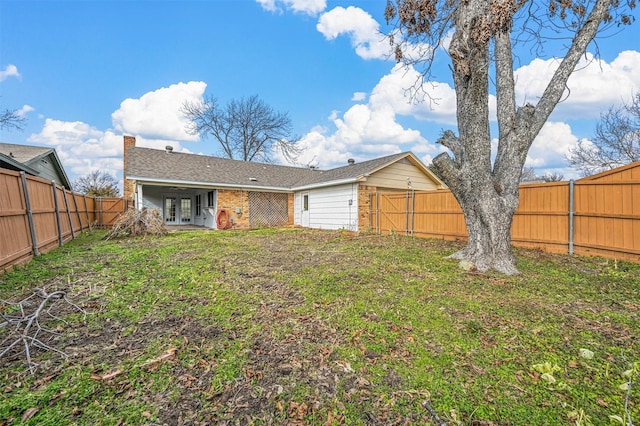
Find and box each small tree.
[73,170,120,197]
[568,92,640,176]
[385,0,634,274]
[520,167,540,182]
[541,172,564,182]
[182,94,301,163]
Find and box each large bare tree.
[182,94,301,163]
[568,91,640,176]
[386,0,634,274]
[73,170,120,197]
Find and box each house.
[123,136,445,231]
[0,142,72,189]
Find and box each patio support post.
[20,172,40,256]
[51,180,63,246]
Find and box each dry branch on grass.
[103,207,167,240]
[0,288,86,374]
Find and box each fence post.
[411,189,415,237]
[51,181,64,247]
[569,179,575,255]
[83,195,92,231]
[20,172,40,256]
[99,198,103,228]
[62,190,75,239]
[376,192,380,234]
[405,191,409,236]
[72,192,82,233]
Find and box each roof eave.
[130,176,292,192]
[0,153,40,175]
[291,177,359,191]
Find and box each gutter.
[291,177,360,192]
[130,175,364,193]
[130,176,293,193]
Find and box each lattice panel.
[248,192,289,228]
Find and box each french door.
[164,196,193,224]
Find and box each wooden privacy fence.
[0,169,129,273]
[370,180,640,263]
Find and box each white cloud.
[352,92,367,102]
[370,64,458,124]
[0,64,20,81]
[257,0,326,15]
[280,64,447,169]
[111,81,206,141]
[514,50,640,119]
[17,105,34,118]
[317,6,390,60]
[525,121,585,171]
[26,82,207,186]
[28,120,122,178]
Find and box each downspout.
[568,179,575,255]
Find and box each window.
[303,194,309,211]
[207,191,215,207]
[195,194,202,217]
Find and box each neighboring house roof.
[126,147,445,191]
[0,142,72,189]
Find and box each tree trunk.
[449,184,519,275]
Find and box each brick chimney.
[123,136,136,200]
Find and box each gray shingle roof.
[0,142,52,164]
[126,147,417,190]
[0,142,72,189]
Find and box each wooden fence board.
[371,178,640,263]
[1,169,128,273]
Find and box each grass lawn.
[0,228,638,425]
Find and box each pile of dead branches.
[0,288,86,374]
[103,207,167,240]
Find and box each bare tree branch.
[0,108,26,131]
[73,170,120,197]
[568,92,640,176]
[182,94,301,163]
[1,288,86,374]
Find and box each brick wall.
[216,189,250,229]
[287,193,294,225]
[358,184,376,232]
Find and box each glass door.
[164,197,177,223]
[180,197,192,223]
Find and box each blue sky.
[1,0,639,189]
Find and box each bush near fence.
[369,173,640,264]
[0,168,128,273]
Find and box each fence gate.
[248,192,288,228]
